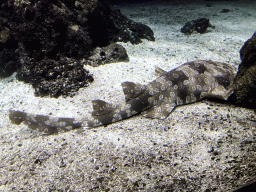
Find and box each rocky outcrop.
[108,7,155,44]
[231,32,256,109]
[180,18,215,35]
[16,56,94,98]
[0,20,20,78]
[87,43,129,67]
[0,0,154,97]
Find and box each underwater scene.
[1,0,256,191]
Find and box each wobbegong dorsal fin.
[155,66,167,77]
[121,81,146,102]
[91,99,117,116]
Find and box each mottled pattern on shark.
[9,60,235,135]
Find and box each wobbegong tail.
[9,109,94,135]
[8,98,139,135]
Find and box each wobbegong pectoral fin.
[141,103,175,120]
[201,85,234,100]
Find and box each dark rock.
[0,26,10,44]
[0,42,19,78]
[87,43,129,67]
[231,32,256,109]
[17,56,93,98]
[240,33,256,66]
[0,0,154,97]
[0,19,19,78]
[180,18,214,35]
[221,9,230,13]
[108,7,155,44]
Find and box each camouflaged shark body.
[9,60,235,135]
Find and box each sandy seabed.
[1,1,256,191]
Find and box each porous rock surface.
[87,43,129,67]
[180,18,214,35]
[231,32,256,109]
[0,19,19,78]
[0,0,154,97]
